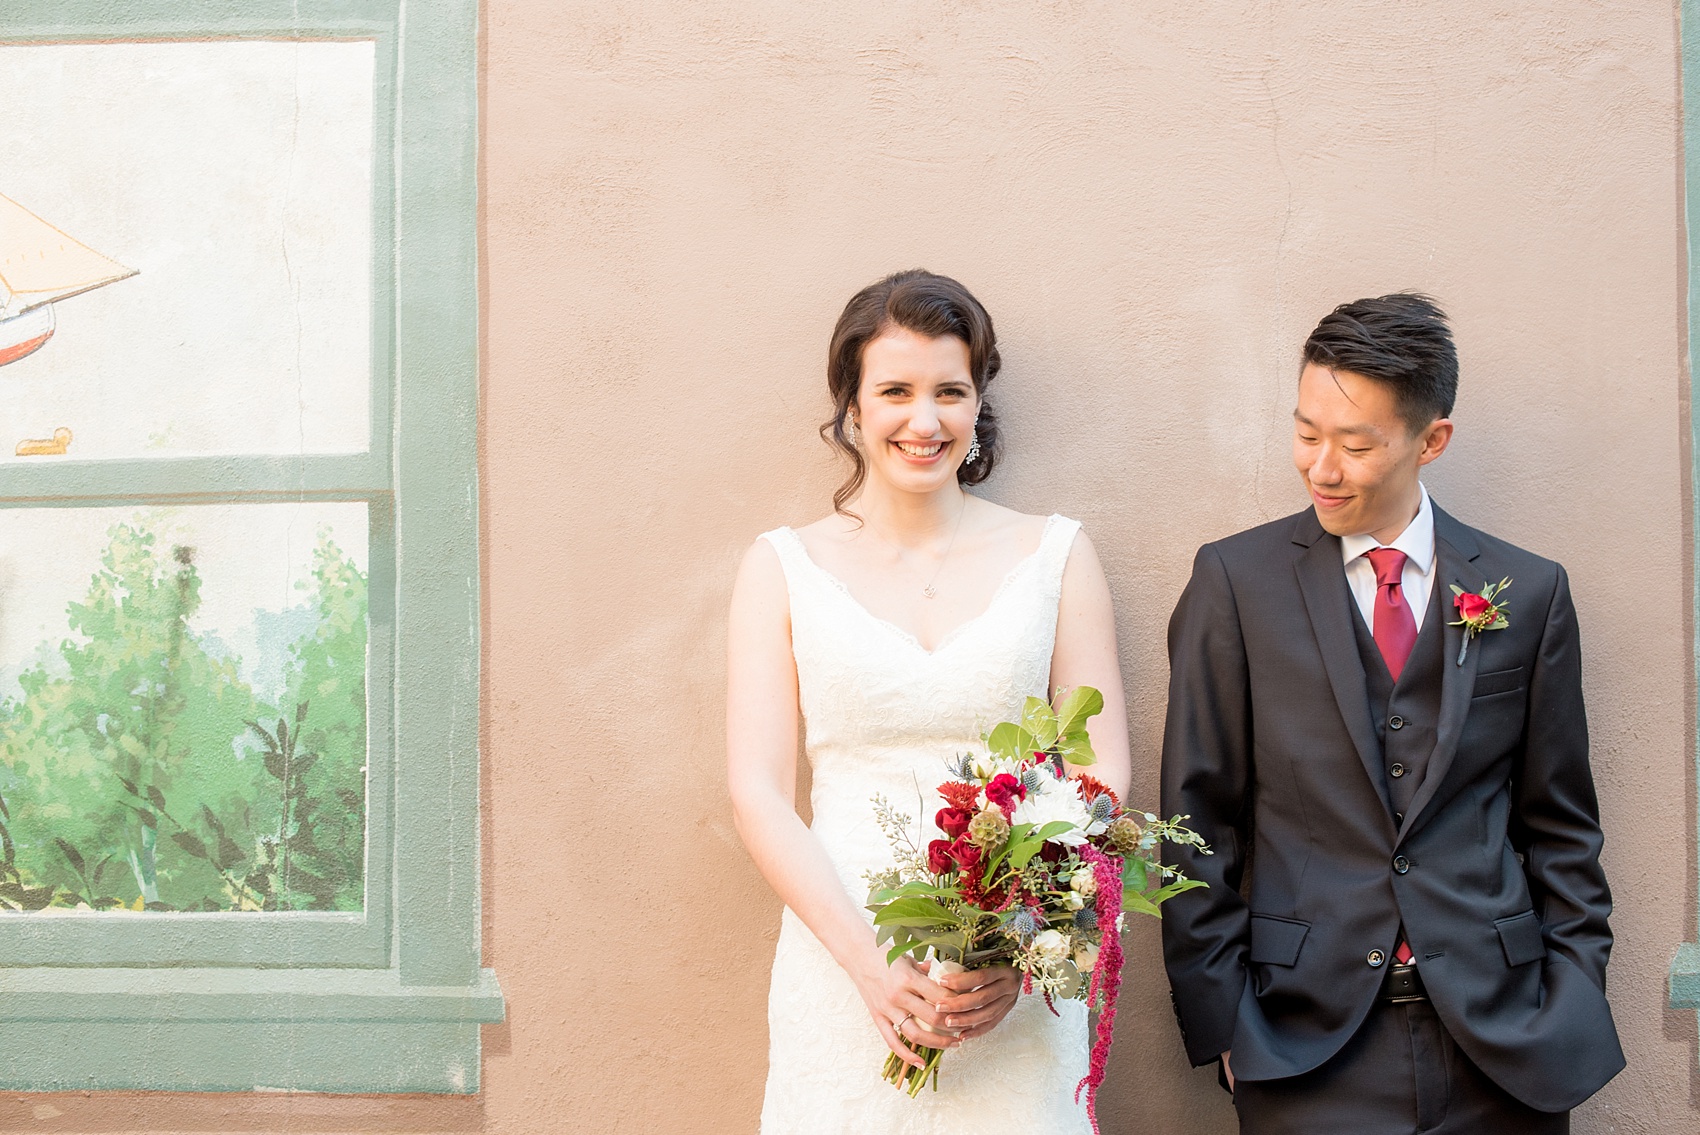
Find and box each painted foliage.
[0,41,376,914]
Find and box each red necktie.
[1368,547,1418,966]
[1367,548,1416,681]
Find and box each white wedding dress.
[757,514,1092,1134]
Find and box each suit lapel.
[1291,512,1394,818]
[1396,505,1482,843]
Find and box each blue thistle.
[1020,767,1043,793]
[1088,794,1116,824]
[1074,908,1099,932]
[1011,906,1040,945]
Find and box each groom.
[1158,294,1623,1133]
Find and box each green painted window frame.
[0,0,500,1092]
[1675,0,1700,1028]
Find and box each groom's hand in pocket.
[932,965,1022,1040]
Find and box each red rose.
[927,839,955,875]
[984,773,1028,816]
[936,807,972,839]
[1455,591,1492,621]
[948,835,982,870]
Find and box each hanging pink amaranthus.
[1074,843,1123,1135]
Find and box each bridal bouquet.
[864,686,1208,1131]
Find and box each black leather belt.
[1382,962,1427,1003]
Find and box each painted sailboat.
[0,192,135,367]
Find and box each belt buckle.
[1383,962,1426,1003]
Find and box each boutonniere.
[1448,578,1511,665]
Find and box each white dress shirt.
[1340,483,1437,632]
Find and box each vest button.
[1393,855,1411,874]
[1389,715,1405,730]
[1367,949,1386,967]
[1390,763,1406,778]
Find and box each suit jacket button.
[1390,763,1406,778]
[1389,715,1405,730]
[1394,811,1404,825]
[1367,949,1386,967]
[1393,855,1411,874]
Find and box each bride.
[727,270,1132,1132]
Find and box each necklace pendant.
[922,584,937,599]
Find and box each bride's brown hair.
[822,269,1002,516]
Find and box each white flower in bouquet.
[1031,928,1070,962]
[1070,870,1098,896]
[1063,891,1086,910]
[1074,940,1100,972]
[969,752,1025,781]
[1011,769,1100,845]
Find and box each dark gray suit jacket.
[1159,503,1624,1112]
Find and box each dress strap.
[1034,515,1083,594]
[758,526,830,603]
[759,527,810,585]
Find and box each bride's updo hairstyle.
[822,269,1002,515]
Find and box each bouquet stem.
[883,1038,946,1097]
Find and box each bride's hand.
[930,964,1021,1040]
[852,954,969,1069]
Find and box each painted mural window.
[0,0,492,1093]
[0,39,379,915]
[0,504,368,913]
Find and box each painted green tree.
[262,530,368,911]
[0,520,368,912]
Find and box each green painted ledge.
[1671,943,1700,1010]
[0,967,503,1092]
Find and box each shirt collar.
[1339,482,1435,575]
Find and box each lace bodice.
[756,514,1092,1134]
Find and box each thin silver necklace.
[867,498,968,599]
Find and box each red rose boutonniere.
[1448,578,1511,665]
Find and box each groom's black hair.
[1301,293,1458,434]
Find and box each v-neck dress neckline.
[772,513,1065,656]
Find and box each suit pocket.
[1495,910,1545,966]
[1248,914,1310,967]
[1473,666,1525,698]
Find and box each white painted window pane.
[0,502,369,913]
[0,40,374,461]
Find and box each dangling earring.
[964,423,981,466]
[845,416,859,447]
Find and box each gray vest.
[1351,582,1446,825]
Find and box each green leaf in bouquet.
[1054,729,1097,767]
[986,721,1037,761]
[1148,878,1209,904]
[1008,837,1045,871]
[982,823,1031,877]
[887,938,931,964]
[1054,685,1104,735]
[1122,887,1163,918]
[1124,856,1149,891]
[908,930,971,959]
[872,895,955,927]
[1008,821,1079,870]
[1021,696,1060,751]
[890,882,955,897]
